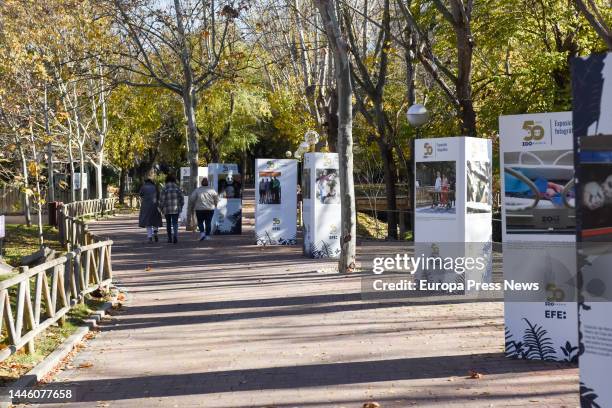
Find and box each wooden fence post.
[19,266,36,354]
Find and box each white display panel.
[179,166,208,224]
[255,159,298,245]
[180,167,209,192]
[208,163,242,235]
[413,137,493,290]
[499,112,578,362]
[573,52,612,407]
[302,153,341,258]
[414,137,492,242]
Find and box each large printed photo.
[258,171,282,204]
[415,161,456,215]
[577,148,612,242]
[218,173,242,199]
[503,150,575,235]
[315,168,339,204]
[466,160,492,214]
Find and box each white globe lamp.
[406,104,429,128]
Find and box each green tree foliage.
[197,78,271,162]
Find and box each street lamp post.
[406,104,429,238]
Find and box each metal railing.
[0,239,113,362]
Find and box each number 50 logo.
[522,120,545,145]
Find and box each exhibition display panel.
[499,112,578,362]
[302,152,341,258]
[413,137,493,287]
[255,159,298,245]
[208,163,242,235]
[179,166,208,224]
[573,52,612,406]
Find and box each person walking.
[138,178,163,242]
[441,175,449,208]
[433,171,442,208]
[188,177,219,241]
[159,174,184,244]
[259,177,266,204]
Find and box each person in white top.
[433,171,442,207]
[189,178,219,241]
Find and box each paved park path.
[40,193,578,407]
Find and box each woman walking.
[138,178,163,242]
[159,174,185,244]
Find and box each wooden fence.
[58,198,116,248]
[0,187,23,215]
[0,198,115,362]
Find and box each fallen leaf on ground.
[363,403,381,408]
[78,362,94,369]
[468,370,484,379]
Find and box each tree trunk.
[17,140,32,227]
[205,130,221,163]
[316,0,357,273]
[47,142,54,203]
[95,157,104,199]
[175,0,199,230]
[326,88,339,152]
[450,2,476,136]
[119,167,127,205]
[68,140,76,203]
[78,144,85,201]
[183,89,199,230]
[404,31,417,106]
[29,126,44,248]
[242,148,249,186]
[377,139,398,239]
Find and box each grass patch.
[357,212,413,241]
[357,212,388,239]
[2,224,63,268]
[0,295,110,386]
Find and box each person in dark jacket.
[159,174,185,244]
[138,178,163,242]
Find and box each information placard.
[255,159,298,245]
[499,112,578,362]
[413,137,493,288]
[208,163,242,235]
[302,153,341,258]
